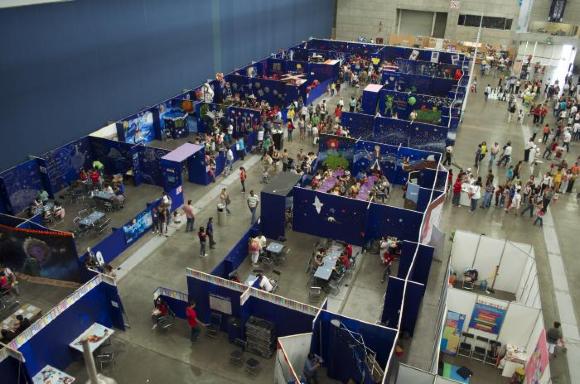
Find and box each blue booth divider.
[0,352,26,384]
[0,158,48,215]
[365,202,423,243]
[89,137,135,179]
[401,281,425,337]
[293,187,368,246]
[398,241,435,285]
[41,137,94,196]
[381,276,404,329]
[138,146,170,187]
[211,223,261,279]
[79,184,183,267]
[243,291,316,338]
[9,275,125,378]
[312,310,396,383]
[0,213,25,227]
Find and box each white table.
[69,323,114,354]
[245,273,258,286]
[32,365,75,384]
[460,184,472,207]
[314,244,344,281]
[79,211,106,227]
[499,344,527,377]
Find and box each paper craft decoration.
[468,302,506,334]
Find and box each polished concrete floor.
[33,77,578,383]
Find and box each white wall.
[335,0,519,45]
[452,231,536,296]
[89,123,118,140]
[278,333,312,382]
[446,288,477,333]
[498,302,541,347]
[450,230,479,274]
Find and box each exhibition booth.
[0,37,463,383]
[0,274,125,383]
[432,231,549,384]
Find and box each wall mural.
[0,225,80,282]
[0,159,45,214]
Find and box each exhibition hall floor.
[63,80,577,383]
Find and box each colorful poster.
[124,111,155,144]
[525,329,549,384]
[122,210,153,244]
[441,311,466,354]
[468,302,506,334]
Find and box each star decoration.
[313,196,324,214]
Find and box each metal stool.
[245,358,261,376]
[230,350,244,367]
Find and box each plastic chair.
[486,340,501,365]
[472,336,488,361]
[458,332,474,358]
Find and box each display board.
[0,159,46,214]
[441,311,466,355]
[122,209,153,245]
[468,300,507,335]
[209,293,232,315]
[525,329,549,384]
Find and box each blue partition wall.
[0,355,27,384]
[243,295,314,338]
[313,310,396,383]
[17,281,124,377]
[365,203,423,243]
[212,223,261,278]
[41,137,93,195]
[89,137,134,177]
[0,159,46,214]
[139,146,169,187]
[293,187,368,246]
[397,241,435,285]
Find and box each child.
[533,208,545,227]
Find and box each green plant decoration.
[323,153,350,170]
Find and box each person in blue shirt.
[303,353,322,384]
[114,182,125,196]
[206,217,216,249]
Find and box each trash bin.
[217,203,226,225]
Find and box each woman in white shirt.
[469,179,482,212]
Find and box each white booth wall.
[275,333,312,384]
[450,231,536,297]
[446,287,542,348]
[396,364,436,384]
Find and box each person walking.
[206,217,216,249]
[520,190,536,218]
[533,207,545,227]
[186,302,201,342]
[220,188,231,215]
[349,96,356,112]
[239,167,247,193]
[474,144,482,168]
[489,142,500,167]
[443,145,453,166]
[542,124,551,144]
[247,190,260,225]
[198,226,207,257]
[484,84,491,101]
[497,142,512,167]
[183,200,195,232]
[287,119,295,142]
[225,146,234,175]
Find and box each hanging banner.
[525,329,550,384]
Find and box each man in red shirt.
[186,301,200,341]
